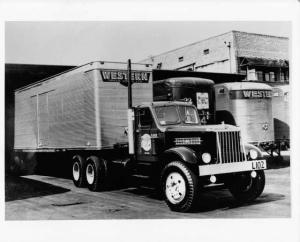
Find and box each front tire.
[227,170,265,204]
[85,156,108,191]
[161,161,200,212]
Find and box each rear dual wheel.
[72,155,86,187]
[72,155,109,191]
[85,156,108,191]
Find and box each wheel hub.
[72,162,80,181]
[86,164,95,185]
[165,172,186,204]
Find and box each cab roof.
[215,82,272,91]
[138,101,195,108]
[154,77,214,87]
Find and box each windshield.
[154,105,199,126]
[178,106,199,124]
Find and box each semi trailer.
[214,82,274,148]
[272,85,290,150]
[13,61,266,212]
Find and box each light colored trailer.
[214,82,274,144]
[272,85,289,143]
[14,61,152,151]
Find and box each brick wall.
[234,31,288,60]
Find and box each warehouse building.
[142,30,289,84]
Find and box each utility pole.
[128,59,132,108]
[127,59,134,155]
[225,41,232,73]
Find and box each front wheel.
[227,170,265,204]
[161,161,200,212]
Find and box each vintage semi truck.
[13,61,266,212]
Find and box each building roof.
[141,30,289,63]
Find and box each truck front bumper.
[199,159,267,176]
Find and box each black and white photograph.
[1,1,300,242]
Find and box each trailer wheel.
[227,170,265,204]
[85,156,108,191]
[161,161,200,212]
[72,155,86,187]
[9,154,24,176]
[10,152,37,176]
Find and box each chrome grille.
[174,137,202,145]
[216,131,246,164]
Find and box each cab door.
[135,107,160,162]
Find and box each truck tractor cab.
[153,77,215,125]
[135,101,201,158]
[133,101,266,212]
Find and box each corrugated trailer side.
[14,65,98,150]
[91,65,153,148]
[14,62,153,151]
[272,85,290,141]
[215,82,274,144]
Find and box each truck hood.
[165,124,240,133]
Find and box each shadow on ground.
[5,175,70,202]
[266,156,290,170]
[34,154,72,179]
[191,192,286,213]
[122,186,286,213]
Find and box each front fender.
[162,146,199,165]
[244,143,263,158]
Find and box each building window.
[270,72,276,82]
[280,72,285,82]
[256,71,263,82]
[157,63,162,69]
[265,73,270,82]
[178,56,184,62]
[203,49,209,55]
[285,71,289,82]
[218,88,225,94]
[280,70,289,83]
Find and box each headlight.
[202,152,211,164]
[249,149,258,160]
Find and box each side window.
[139,108,154,127]
[218,88,225,94]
